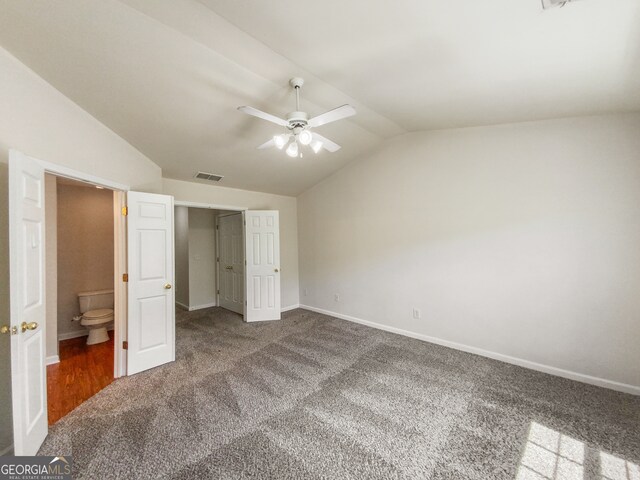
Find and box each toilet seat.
[81,308,114,326]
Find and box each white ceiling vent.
[195,171,224,182]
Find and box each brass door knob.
[274,268,279,273]
[164,284,172,290]
[21,321,38,333]
[1,325,17,335]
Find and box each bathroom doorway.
[44,174,118,424]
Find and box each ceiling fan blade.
[312,132,341,153]
[237,106,289,127]
[308,104,356,128]
[257,138,275,150]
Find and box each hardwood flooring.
[47,331,114,425]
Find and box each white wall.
[298,113,640,392]
[0,48,162,191]
[44,175,58,359]
[174,206,190,308]
[188,208,218,309]
[164,179,300,309]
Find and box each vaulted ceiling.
[1,0,638,195]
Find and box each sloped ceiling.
[1,0,638,195]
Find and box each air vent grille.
[195,172,224,182]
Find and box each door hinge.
[122,273,129,282]
[216,224,219,230]
[121,206,128,216]
[216,257,219,262]
[217,289,220,294]
[122,341,128,350]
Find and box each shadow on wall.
[0,161,14,454]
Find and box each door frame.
[24,157,130,378]
[173,199,249,317]
[173,201,247,316]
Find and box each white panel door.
[127,191,175,375]
[218,214,244,315]
[9,150,48,455]
[244,210,281,322]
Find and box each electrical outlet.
[412,308,421,319]
[334,294,340,302]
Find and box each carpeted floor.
[39,307,639,479]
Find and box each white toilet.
[77,289,114,345]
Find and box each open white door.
[127,191,175,375]
[244,210,281,322]
[9,150,48,455]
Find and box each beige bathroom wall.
[44,175,58,359]
[57,183,114,338]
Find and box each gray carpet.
[39,308,639,479]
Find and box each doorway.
[7,150,177,455]
[173,202,283,323]
[173,206,244,317]
[45,175,117,424]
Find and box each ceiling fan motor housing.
[287,111,308,129]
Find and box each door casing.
[19,156,129,378]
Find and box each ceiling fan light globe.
[286,141,299,157]
[298,130,313,145]
[273,134,287,149]
[311,140,323,154]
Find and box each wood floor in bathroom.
[47,331,114,425]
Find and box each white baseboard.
[58,325,114,341]
[0,443,13,456]
[178,303,299,313]
[186,302,217,311]
[58,330,89,341]
[299,305,640,396]
[46,355,60,365]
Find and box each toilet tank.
[78,289,114,313]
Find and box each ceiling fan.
[237,77,356,158]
